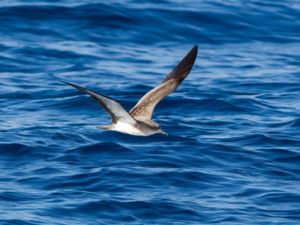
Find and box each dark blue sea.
[1,0,300,224]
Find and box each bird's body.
[113,122,145,136]
[65,45,198,136]
[103,121,158,136]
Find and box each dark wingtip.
[163,45,198,83]
[191,44,198,54]
[63,80,119,102]
[62,80,75,88]
[62,80,90,94]
[188,44,198,63]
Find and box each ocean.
[0,0,299,224]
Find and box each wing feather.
[130,45,198,120]
[64,82,136,125]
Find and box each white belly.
[112,122,147,136]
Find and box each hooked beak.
[159,129,168,136]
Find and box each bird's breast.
[113,121,147,136]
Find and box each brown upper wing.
[129,45,198,120]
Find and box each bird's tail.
[98,125,113,130]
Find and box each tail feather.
[98,125,113,130]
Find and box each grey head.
[64,45,198,136]
[136,119,168,136]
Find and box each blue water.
[0,0,300,224]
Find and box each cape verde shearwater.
[65,45,198,136]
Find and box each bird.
[64,45,198,136]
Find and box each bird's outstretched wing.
[129,45,198,120]
[64,82,136,125]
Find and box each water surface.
[0,0,300,224]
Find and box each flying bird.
[64,45,198,136]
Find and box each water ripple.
[0,0,299,224]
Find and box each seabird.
[64,45,198,136]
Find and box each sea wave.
[0,0,299,224]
